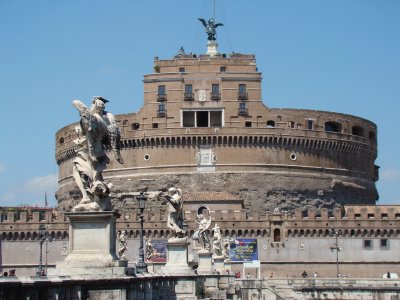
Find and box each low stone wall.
[238,278,400,300]
[0,274,203,300]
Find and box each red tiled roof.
[184,192,241,202]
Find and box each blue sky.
[0,0,399,207]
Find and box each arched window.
[273,228,281,242]
[324,121,342,133]
[267,120,275,128]
[352,126,364,137]
[369,131,376,142]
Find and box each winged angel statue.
[71,96,123,212]
[198,17,223,42]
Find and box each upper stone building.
[55,45,379,213]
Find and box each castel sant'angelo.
[55,24,378,215]
[2,15,399,281]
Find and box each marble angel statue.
[71,96,123,212]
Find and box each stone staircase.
[267,279,303,299]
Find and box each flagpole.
[213,0,216,21]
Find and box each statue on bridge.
[71,96,123,212]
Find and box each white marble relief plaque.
[198,89,206,102]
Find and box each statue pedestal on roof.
[49,212,129,276]
[207,41,219,57]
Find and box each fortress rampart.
[54,52,378,212]
[1,206,398,241]
[2,204,398,278]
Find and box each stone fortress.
[55,47,378,214]
[1,14,399,300]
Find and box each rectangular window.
[152,123,158,129]
[307,120,314,130]
[238,84,248,100]
[158,103,166,117]
[197,111,209,127]
[185,84,192,94]
[182,110,223,128]
[157,85,166,101]
[220,66,226,72]
[380,239,389,249]
[245,121,252,127]
[179,67,186,73]
[211,84,220,100]
[239,102,248,115]
[210,111,222,127]
[212,84,219,94]
[158,85,166,95]
[182,111,195,127]
[239,84,246,94]
[363,240,372,249]
[184,84,193,100]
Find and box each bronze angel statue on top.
[71,96,124,212]
[198,18,223,42]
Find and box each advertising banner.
[146,239,167,263]
[229,238,258,262]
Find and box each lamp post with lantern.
[135,192,148,274]
[36,224,52,276]
[330,227,341,277]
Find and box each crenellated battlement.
[1,205,398,241]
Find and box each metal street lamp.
[331,227,341,277]
[37,224,52,276]
[136,192,148,274]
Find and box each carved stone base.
[163,240,194,275]
[207,41,219,56]
[173,278,197,300]
[50,211,127,276]
[197,251,214,275]
[213,257,225,274]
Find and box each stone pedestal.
[162,239,196,299]
[224,260,232,272]
[197,251,214,275]
[207,41,219,56]
[173,278,197,300]
[50,211,127,276]
[213,257,225,274]
[163,240,194,275]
